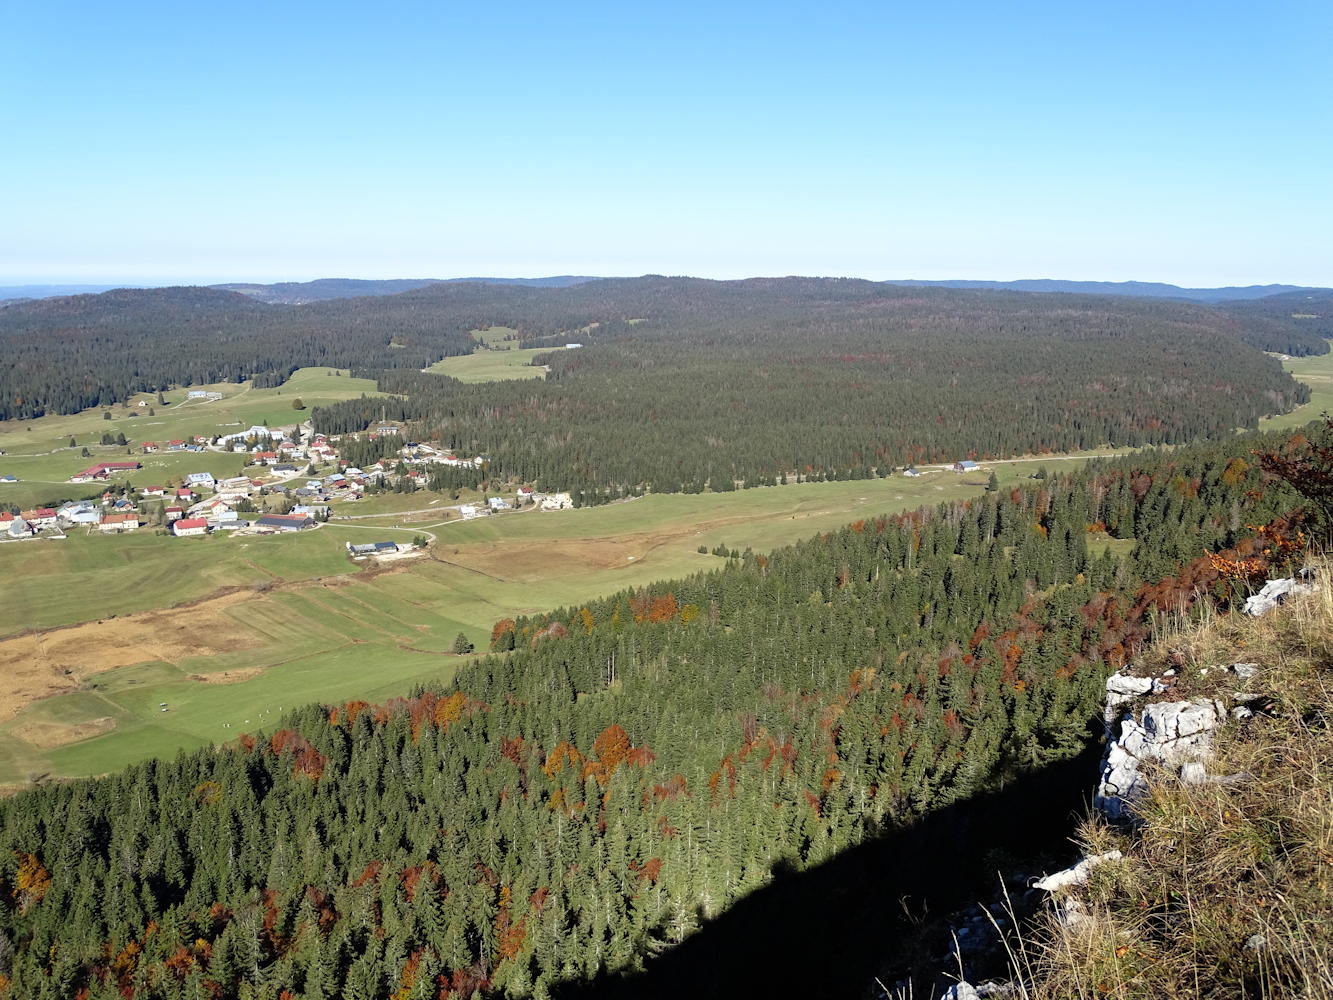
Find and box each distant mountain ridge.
[211,276,600,304]
[4,276,1326,304]
[885,278,1319,302]
[0,283,141,302]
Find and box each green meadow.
[425,347,551,383]
[1259,347,1333,431]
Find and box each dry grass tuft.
[1022,561,1333,1000]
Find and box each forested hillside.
[1217,289,1333,355]
[317,279,1311,496]
[2,277,1315,433]
[0,430,1309,999]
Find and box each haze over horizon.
[3,0,1330,287]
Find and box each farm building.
[173,517,208,536]
[21,508,58,528]
[952,460,981,472]
[5,517,31,538]
[488,497,509,511]
[57,503,100,525]
[70,461,141,483]
[901,467,923,477]
[0,475,17,483]
[537,492,574,511]
[140,485,166,497]
[347,541,400,556]
[253,513,315,532]
[98,512,140,532]
[186,472,215,487]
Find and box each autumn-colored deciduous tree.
[1256,415,1333,534]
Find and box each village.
[0,419,576,545]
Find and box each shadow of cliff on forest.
[549,739,1101,1000]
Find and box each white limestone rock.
[1032,851,1123,892]
[1244,577,1317,616]
[939,983,982,1000]
[1096,698,1227,820]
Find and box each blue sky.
[3,0,1330,286]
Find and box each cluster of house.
[457,488,572,519]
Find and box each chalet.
[99,512,140,532]
[251,451,279,465]
[163,506,184,522]
[70,461,142,483]
[253,513,315,532]
[343,467,365,477]
[458,504,483,520]
[292,504,329,518]
[517,486,534,498]
[347,541,399,556]
[952,460,981,473]
[173,517,208,536]
[167,440,187,451]
[488,497,509,511]
[176,487,196,501]
[142,442,159,453]
[140,485,166,497]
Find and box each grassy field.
[1259,348,1333,431]
[0,368,381,509]
[0,528,361,636]
[425,347,551,383]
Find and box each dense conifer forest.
[317,279,1313,496]
[0,428,1310,999]
[1,277,1321,425]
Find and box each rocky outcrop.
[1096,690,1228,821]
[1244,569,1317,616]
